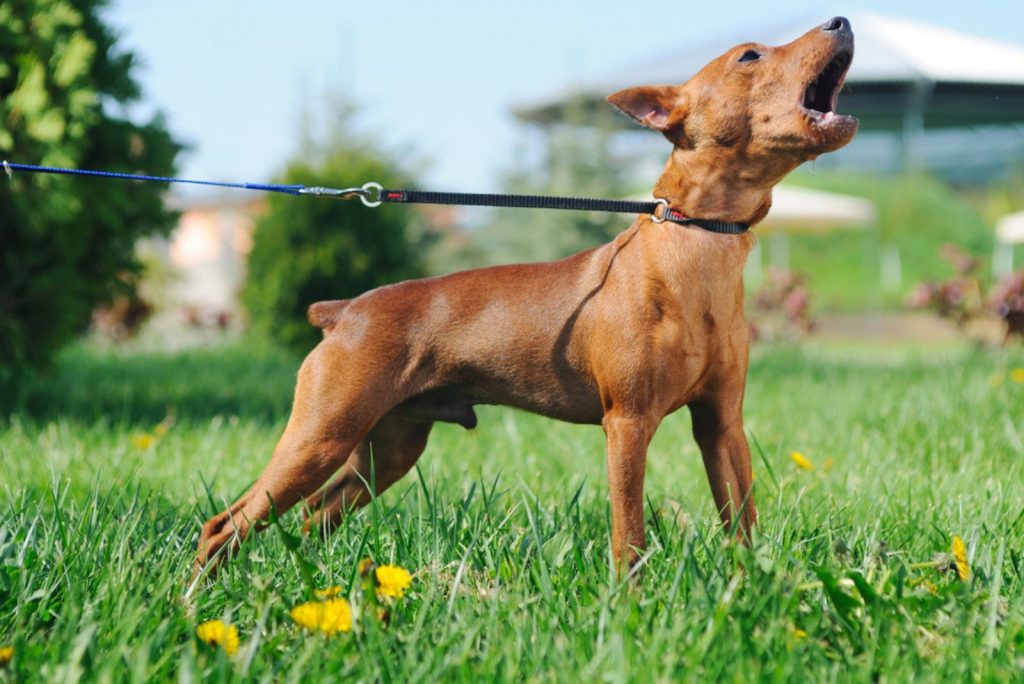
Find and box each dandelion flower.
[1010,368,1024,384]
[314,585,342,599]
[290,602,324,631]
[195,620,239,656]
[319,599,353,634]
[792,628,807,640]
[989,372,1005,388]
[951,535,971,581]
[290,598,352,636]
[132,433,155,450]
[375,564,413,599]
[0,645,12,667]
[790,451,814,471]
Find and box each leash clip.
[650,198,669,223]
[2,160,11,180]
[298,181,382,207]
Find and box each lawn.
[1,340,1023,681]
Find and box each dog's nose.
[821,16,851,33]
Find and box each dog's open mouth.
[801,49,853,124]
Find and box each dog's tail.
[307,300,350,335]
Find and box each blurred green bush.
[243,107,425,354]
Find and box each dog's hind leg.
[195,340,388,574]
[303,414,433,534]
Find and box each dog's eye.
[738,50,761,63]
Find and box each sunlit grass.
[1,340,1023,680]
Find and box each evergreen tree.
[243,103,424,354]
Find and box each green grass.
[2,340,1024,681]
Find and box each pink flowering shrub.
[749,268,815,342]
[908,243,1023,345]
[991,270,1024,343]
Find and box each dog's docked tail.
[308,300,350,335]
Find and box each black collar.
[656,203,750,235]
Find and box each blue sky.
[109,1,1024,193]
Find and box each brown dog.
[196,18,857,574]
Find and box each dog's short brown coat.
[196,18,858,575]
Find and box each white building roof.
[997,211,1024,244]
[516,12,1024,117]
[759,185,876,234]
[850,13,1024,84]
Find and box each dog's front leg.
[689,399,757,541]
[602,412,657,569]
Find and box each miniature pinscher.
[196,17,857,575]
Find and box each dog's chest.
[638,263,748,401]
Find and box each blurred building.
[141,191,464,331]
[139,193,265,331]
[515,13,1024,184]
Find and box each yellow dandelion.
[989,372,1005,388]
[951,535,971,581]
[314,585,342,599]
[790,451,814,471]
[0,645,12,667]
[1010,368,1024,384]
[290,598,352,636]
[358,558,374,575]
[290,602,324,631]
[195,620,239,656]
[319,599,353,635]
[792,628,807,640]
[375,564,413,599]
[132,433,155,450]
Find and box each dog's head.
[608,17,857,189]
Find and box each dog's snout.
[821,16,850,33]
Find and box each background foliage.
[243,104,425,355]
[784,172,1001,310]
[0,0,180,376]
[468,103,632,266]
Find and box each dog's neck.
[653,148,775,227]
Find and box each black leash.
[2,161,749,235]
[375,188,750,235]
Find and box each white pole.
[994,241,1013,278]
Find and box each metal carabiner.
[298,181,383,208]
[298,185,367,200]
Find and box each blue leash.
[3,160,304,195]
[1,160,382,203]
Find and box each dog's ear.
[606,85,687,137]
